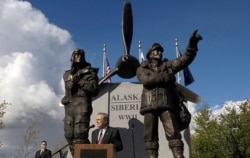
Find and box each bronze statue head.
[146,43,164,60]
[71,48,86,63]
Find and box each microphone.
[84,124,95,131]
[89,124,95,129]
[84,125,95,131]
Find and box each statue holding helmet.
[61,48,99,156]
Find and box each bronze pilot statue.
[136,30,202,158]
[61,48,99,156]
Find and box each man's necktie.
[40,149,43,155]
[98,129,103,144]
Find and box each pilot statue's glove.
[187,30,202,51]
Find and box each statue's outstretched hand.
[188,30,202,50]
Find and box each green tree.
[219,100,250,157]
[191,100,250,158]
[191,104,225,158]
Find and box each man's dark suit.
[35,149,52,158]
[92,126,123,152]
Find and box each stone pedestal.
[89,82,191,158]
[60,82,191,158]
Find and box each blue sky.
[28,0,250,106]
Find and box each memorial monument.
[58,1,202,158]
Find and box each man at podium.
[91,112,123,152]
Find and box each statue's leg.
[160,110,182,139]
[144,113,159,158]
[160,110,184,158]
[64,116,74,156]
[74,113,91,144]
[72,98,92,144]
[169,139,185,158]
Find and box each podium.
[74,144,117,158]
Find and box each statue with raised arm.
[136,30,202,158]
[61,48,99,156]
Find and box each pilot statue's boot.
[145,142,159,158]
[146,150,158,158]
[169,139,185,158]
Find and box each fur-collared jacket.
[136,50,197,115]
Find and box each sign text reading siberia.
[110,93,140,120]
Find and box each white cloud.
[189,100,247,134]
[212,100,246,116]
[0,0,75,157]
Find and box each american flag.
[105,56,112,83]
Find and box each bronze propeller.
[99,1,140,85]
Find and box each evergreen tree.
[219,100,250,157]
[191,104,225,158]
[191,100,250,158]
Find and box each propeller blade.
[105,1,139,80]
[122,1,133,55]
[175,83,201,104]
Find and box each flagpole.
[138,40,142,63]
[175,38,181,84]
[102,44,106,77]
